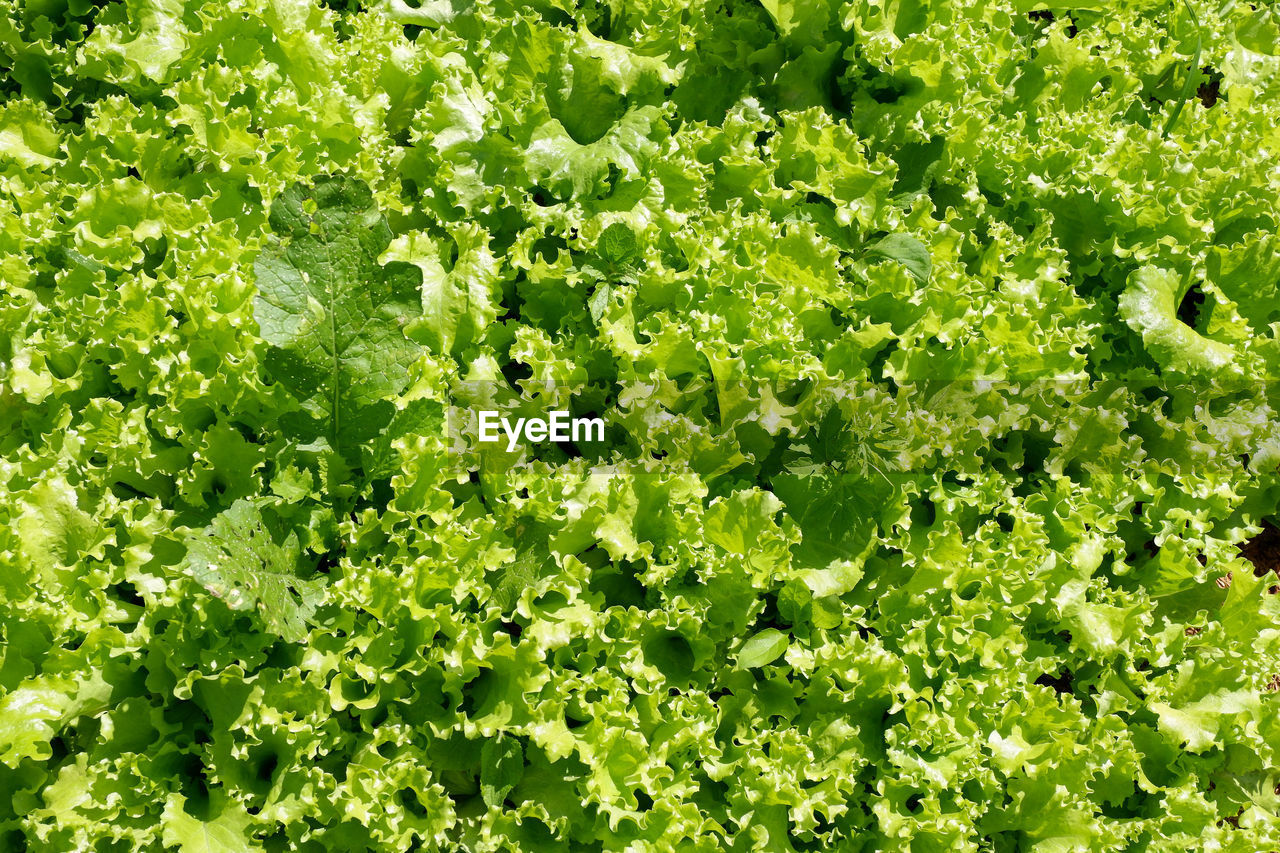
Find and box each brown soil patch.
[1240,520,1280,591]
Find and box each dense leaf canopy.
[2,0,1280,850]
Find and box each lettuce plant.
[2,0,1279,850]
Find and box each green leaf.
[1236,7,1280,54]
[1160,0,1202,139]
[736,628,789,669]
[524,107,665,199]
[179,500,322,643]
[1150,689,1257,754]
[773,468,877,575]
[598,222,638,266]
[253,177,424,461]
[587,283,613,324]
[0,682,72,768]
[490,545,546,613]
[15,478,108,584]
[161,793,260,853]
[1118,265,1239,377]
[13,0,1280,845]
[80,0,191,86]
[865,233,931,285]
[393,224,502,357]
[480,735,524,807]
[360,398,441,483]
[0,101,64,170]
[704,490,784,557]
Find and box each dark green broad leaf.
[253,177,423,460]
[480,735,524,807]
[865,233,931,285]
[890,136,945,203]
[772,467,880,571]
[179,499,322,643]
